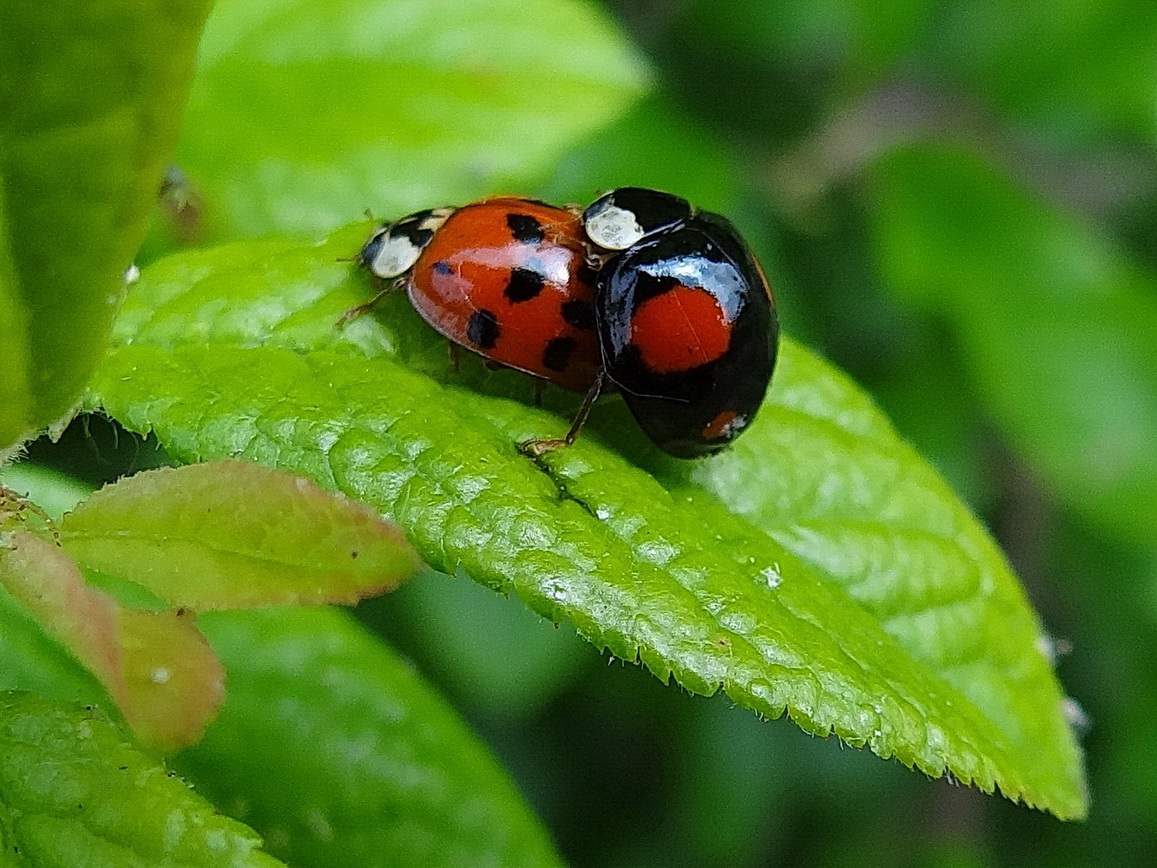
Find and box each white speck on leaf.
[760,564,782,590]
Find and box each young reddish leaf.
[0,529,224,750]
[59,460,422,610]
[0,530,121,694]
[116,607,225,750]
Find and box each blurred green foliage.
[5,0,1157,865]
[0,0,212,447]
[171,0,648,240]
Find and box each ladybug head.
[360,207,453,279]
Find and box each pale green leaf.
[59,461,422,609]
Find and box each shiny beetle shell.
[584,189,779,457]
[362,198,602,392]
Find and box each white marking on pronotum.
[369,232,423,279]
[585,203,645,250]
[366,208,453,279]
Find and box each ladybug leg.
[337,276,404,326]
[562,369,605,444]
[533,378,545,407]
[448,341,461,373]
[519,368,605,456]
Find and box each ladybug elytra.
[355,198,601,392]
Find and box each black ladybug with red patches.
[352,197,601,392]
[578,187,779,458]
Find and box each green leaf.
[0,180,32,457]
[0,463,90,522]
[543,95,745,215]
[0,1,214,449]
[0,474,560,865]
[176,0,650,240]
[176,608,564,868]
[868,143,1157,548]
[88,230,1086,818]
[675,0,932,85]
[0,691,283,867]
[59,461,422,609]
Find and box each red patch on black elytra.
[701,409,740,440]
[630,285,731,374]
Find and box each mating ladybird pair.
[353,188,780,459]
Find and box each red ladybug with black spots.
[577,187,779,458]
[354,197,601,392]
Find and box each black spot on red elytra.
[504,267,545,303]
[506,213,545,244]
[467,309,500,349]
[433,260,453,275]
[542,336,577,372]
[560,299,595,330]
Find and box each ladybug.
[578,187,779,458]
[354,198,601,392]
